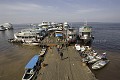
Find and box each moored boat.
[78,23,94,46]
[0,25,5,31]
[2,23,13,30]
[92,60,110,70]
[13,27,47,44]
[22,55,41,80]
[39,47,47,57]
[75,44,81,51]
[38,21,52,31]
[88,52,103,64]
[66,28,77,43]
[88,58,100,64]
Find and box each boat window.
[29,36,32,38]
[36,33,39,35]
[17,36,21,38]
[25,36,28,38]
[29,36,34,38]
[30,69,33,73]
[32,36,35,38]
[27,69,32,73]
[82,32,90,36]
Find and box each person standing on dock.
[60,52,63,60]
[57,45,60,54]
[57,48,60,54]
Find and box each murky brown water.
[0,30,40,80]
[91,48,120,80]
[0,23,120,80]
[0,45,40,80]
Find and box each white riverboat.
[2,23,13,30]
[66,28,77,43]
[63,22,70,30]
[0,25,5,31]
[92,60,110,70]
[79,26,92,40]
[14,27,46,44]
[38,21,52,31]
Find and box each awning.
[25,55,39,69]
[55,33,63,37]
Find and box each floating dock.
[37,46,97,80]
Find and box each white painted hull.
[92,60,110,70]
[23,42,39,46]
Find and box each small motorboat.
[92,60,110,70]
[39,47,47,57]
[22,55,41,80]
[88,54,102,64]
[82,57,89,63]
[39,52,45,56]
[75,44,81,51]
[41,48,47,51]
[96,52,107,59]
[88,52,107,64]
[88,58,100,64]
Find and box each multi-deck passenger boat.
[0,25,5,31]
[14,27,47,45]
[63,22,70,30]
[38,21,52,31]
[78,24,94,46]
[65,28,77,43]
[1,23,13,30]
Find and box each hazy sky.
[0,0,120,24]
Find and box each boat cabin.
[14,28,47,43]
[66,28,77,43]
[79,26,92,40]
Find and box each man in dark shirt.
[60,52,63,60]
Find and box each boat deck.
[37,46,97,80]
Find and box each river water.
[0,23,120,80]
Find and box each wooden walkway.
[37,46,96,80]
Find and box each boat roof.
[25,55,39,69]
[79,26,92,32]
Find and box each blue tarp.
[55,33,63,37]
[25,55,39,69]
